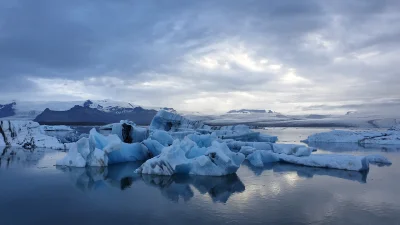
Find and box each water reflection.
[243,161,368,183]
[57,163,245,203]
[0,147,46,168]
[307,142,400,152]
[57,162,142,191]
[142,174,245,203]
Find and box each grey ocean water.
[1,128,399,225]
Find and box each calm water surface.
[1,128,400,225]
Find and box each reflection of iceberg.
[141,175,194,202]
[57,163,245,203]
[141,174,245,203]
[56,162,143,192]
[243,161,368,183]
[0,147,47,168]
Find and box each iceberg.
[239,146,257,156]
[0,120,66,149]
[212,125,278,142]
[149,110,204,131]
[135,134,245,176]
[149,110,277,143]
[246,150,391,171]
[142,139,165,157]
[56,136,108,167]
[149,130,173,146]
[225,140,315,156]
[272,144,315,157]
[56,128,151,167]
[304,128,400,145]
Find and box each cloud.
[0,0,399,114]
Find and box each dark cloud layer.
[0,0,399,113]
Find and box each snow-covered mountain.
[0,100,175,125]
[227,109,269,114]
[0,101,16,118]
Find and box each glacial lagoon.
[1,128,399,225]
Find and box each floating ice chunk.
[258,134,279,143]
[246,150,388,171]
[0,133,5,146]
[225,140,273,151]
[305,129,400,145]
[135,135,245,176]
[213,125,277,142]
[150,110,204,131]
[246,150,279,167]
[187,133,218,147]
[365,154,392,166]
[0,120,66,149]
[150,130,173,146]
[239,146,257,156]
[272,144,314,157]
[57,128,151,167]
[142,139,165,156]
[276,154,370,171]
[389,124,400,131]
[108,143,149,164]
[56,137,108,167]
[87,148,108,167]
[111,121,148,143]
[56,138,89,167]
[40,125,73,131]
[225,140,314,156]
[170,131,199,140]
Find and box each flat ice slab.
[246,150,391,171]
[304,129,400,145]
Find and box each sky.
[1,0,400,114]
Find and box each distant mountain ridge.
[0,102,16,118]
[0,99,174,125]
[227,109,274,114]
